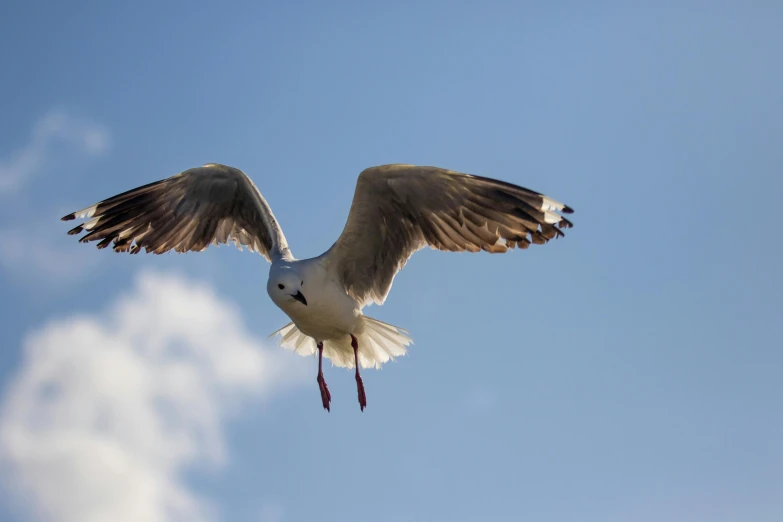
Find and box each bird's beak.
[291,290,307,306]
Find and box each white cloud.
[0,271,307,522]
[0,109,110,196]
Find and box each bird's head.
[267,266,307,307]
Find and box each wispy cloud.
[0,221,102,283]
[0,109,110,196]
[0,270,308,522]
[0,110,111,284]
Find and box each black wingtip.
[562,205,575,214]
[61,213,76,221]
[96,237,114,249]
[558,217,574,229]
[67,225,84,235]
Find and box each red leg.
[316,342,331,412]
[351,334,367,411]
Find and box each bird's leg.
[316,341,331,412]
[351,334,367,411]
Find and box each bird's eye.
[278,284,285,290]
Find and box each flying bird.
[61,163,574,412]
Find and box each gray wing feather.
[324,164,574,306]
[61,163,289,261]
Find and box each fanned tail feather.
[268,316,412,369]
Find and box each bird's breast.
[278,283,360,342]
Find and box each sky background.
[1,2,782,522]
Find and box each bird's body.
[62,163,574,411]
[266,254,412,372]
[270,257,362,342]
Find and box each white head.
[267,265,307,308]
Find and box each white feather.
[269,315,412,370]
[74,205,98,219]
[543,210,562,224]
[83,217,100,230]
[540,196,566,212]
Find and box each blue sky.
[1,2,782,521]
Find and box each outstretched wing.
[61,163,290,261]
[324,164,574,306]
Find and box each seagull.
[61,163,574,412]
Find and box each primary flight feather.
[62,163,574,412]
